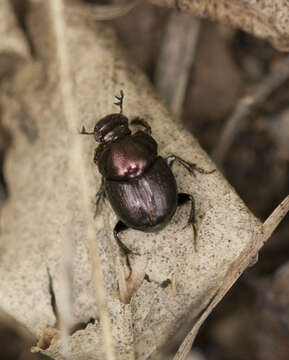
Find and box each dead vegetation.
[0,1,288,359]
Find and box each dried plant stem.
[213,55,289,165]
[155,12,200,117]
[173,195,289,360]
[49,1,116,359]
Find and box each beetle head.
[80,90,131,144]
[93,113,131,144]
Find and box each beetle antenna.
[114,90,124,114]
[80,125,94,135]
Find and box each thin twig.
[155,12,200,117]
[173,195,289,360]
[213,55,289,165]
[50,1,116,359]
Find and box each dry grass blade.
[49,0,115,359]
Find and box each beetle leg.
[166,155,215,176]
[113,221,133,255]
[131,117,152,135]
[93,145,104,165]
[94,177,106,218]
[178,193,197,251]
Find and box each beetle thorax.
[98,134,158,181]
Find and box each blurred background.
[0,1,288,359]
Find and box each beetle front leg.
[131,117,152,135]
[178,193,197,251]
[166,155,215,176]
[94,177,106,218]
[93,145,104,165]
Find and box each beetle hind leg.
[113,221,133,255]
[178,193,197,251]
[166,155,215,176]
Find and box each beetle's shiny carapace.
[81,91,214,254]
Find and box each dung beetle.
[81,91,214,255]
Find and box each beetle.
[81,91,214,255]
